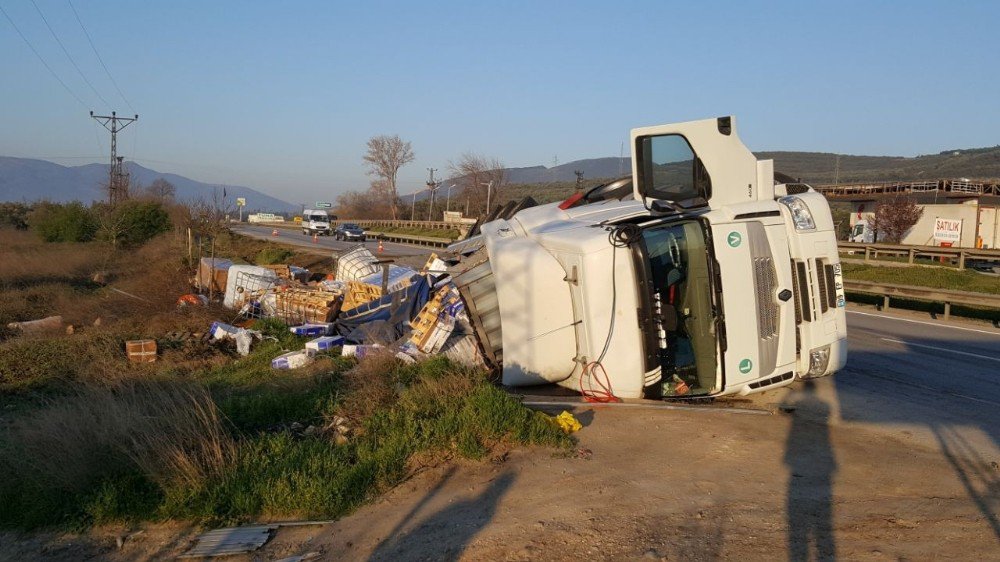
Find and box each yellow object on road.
[553,410,582,434]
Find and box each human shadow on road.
[368,470,516,561]
[782,380,837,561]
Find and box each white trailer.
[451,116,847,399]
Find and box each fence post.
[908,248,915,264]
[865,246,871,262]
[944,302,951,321]
[882,295,890,310]
[958,251,966,270]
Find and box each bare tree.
[449,152,507,216]
[362,135,414,219]
[872,195,923,243]
[147,178,176,201]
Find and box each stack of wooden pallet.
[409,286,461,353]
[341,281,383,312]
[273,287,342,323]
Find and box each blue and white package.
[289,323,334,337]
[210,321,240,340]
[271,350,313,369]
[305,335,345,354]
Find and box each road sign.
[315,202,332,208]
[727,231,742,248]
[236,197,246,207]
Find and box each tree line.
[334,135,508,221]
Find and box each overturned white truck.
[450,116,847,400]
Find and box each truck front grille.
[753,256,779,341]
[791,260,811,323]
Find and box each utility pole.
[90,111,138,205]
[426,168,439,221]
[482,181,494,215]
[574,170,584,191]
[446,184,454,213]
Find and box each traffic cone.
[312,233,318,243]
[377,239,384,254]
[272,228,279,237]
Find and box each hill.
[501,147,1000,187]
[0,157,298,213]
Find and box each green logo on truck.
[738,358,752,374]
[727,231,742,247]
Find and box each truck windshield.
[640,220,719,396]
[306,214,328,222]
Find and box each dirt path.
[9,382,994,561]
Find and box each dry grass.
[336,351,405,421]
[0,230,110,286]
[2,380,233,488]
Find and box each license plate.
[832,263,846,308]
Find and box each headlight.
[806,344,831,377]
[778,196,816,231]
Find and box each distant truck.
[450,116,847,400]
[301,209,332,236]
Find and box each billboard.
[236,197,246,207]
[933,218,962,243]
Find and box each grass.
[255,246,295,265]
[373,225,462,240]
[0,228,571,531]
[0,356,569,529]
[842,262,1000,295]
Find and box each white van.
[301,209,331,236]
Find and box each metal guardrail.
[839,241,1000,269]
[331,219,465,231]
[260,222,454,248]
[844,280,1000,320]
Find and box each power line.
[0,3,89,109]
[66,0,134,112]
[29,0,112,108]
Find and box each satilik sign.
[933,218,962,243]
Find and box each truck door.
[630,116,762,210]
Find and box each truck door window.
[638,134,712,203]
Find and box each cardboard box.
[126,339,157,363]
[289,323,334,337]
[306,335,345,355]
[195,258,232,294]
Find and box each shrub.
[255,246,294,265]
[97,200,172,248]
[29,201,97,242]
[0,202,31,230]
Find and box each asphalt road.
[232,224,432,260]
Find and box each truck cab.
[302,209,331,236]
[451,116,847,399]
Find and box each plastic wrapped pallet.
[357,265,418,294]
[306,335,345,355]
[335,246,380,281]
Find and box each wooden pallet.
[342,281,384,311]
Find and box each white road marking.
[848,310,1000,336]
[880,337,1000,363]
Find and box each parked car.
[334,223,366,241]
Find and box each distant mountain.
[757,146,1000,185]
[0,157,298,213]
[496,146,1000,187]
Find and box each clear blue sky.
[2,0,997,205]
